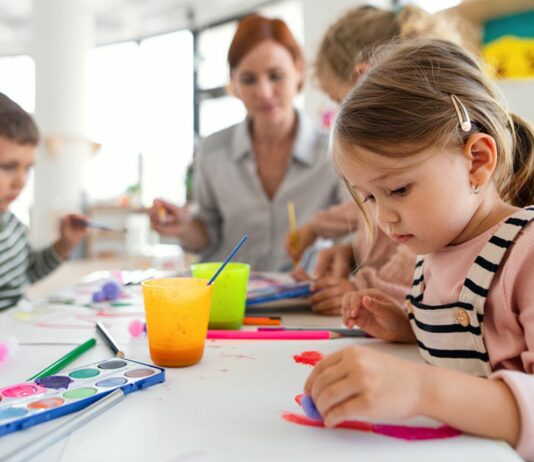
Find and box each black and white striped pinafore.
[407,207,534,377]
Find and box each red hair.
[228,14,304,71]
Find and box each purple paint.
[35,376,73,390]
[301,395,322,420]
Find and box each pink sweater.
[311,200,415,303]
[423,220,534,460]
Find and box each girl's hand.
[342,289,415,343]
[310,277,355,316]
[290,266,312,282]
[313,244,355,279]
[53,214,90,259]
[149,199,189,237]
[284,223,317,264]
[304,346,430,427]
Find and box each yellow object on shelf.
[483,36,534,79]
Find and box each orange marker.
[243,317,281,326]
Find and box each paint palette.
[0,358,165,437]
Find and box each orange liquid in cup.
[142,278,212,367]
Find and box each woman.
[150,15,342,271]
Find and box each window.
[196,0,304,138]
[87,30,194,207]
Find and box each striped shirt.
[0,211,62,310]
[418,212,534,460]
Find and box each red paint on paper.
[293,351,323,366]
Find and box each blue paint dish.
[95,378,127,388]
[0,408,28,421]
[301,395,322,420]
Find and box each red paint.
[293,351,323,366]
[282,411,460,439]
[285,393,462,440]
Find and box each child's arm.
[309,276,356,316]
[285,201,360,264]
[52,214,89,260]
[342,288,415,343]
[304,346,520,447]
[27,214,88,283]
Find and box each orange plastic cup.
[142,278,212,367]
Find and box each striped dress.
[0,211,62,310]
[407,206,534,377]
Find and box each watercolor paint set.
[0,358,165,437]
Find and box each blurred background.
[0,0,532,265]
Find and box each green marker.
[28,338,97,381]
[110,301,132,307]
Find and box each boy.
[0,92,88,310]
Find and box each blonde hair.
[315,4,465,85]
[332,39,534,235]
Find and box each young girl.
[286,4,468,315]
[304,39,534,459]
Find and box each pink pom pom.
[0,342,8,362]
[128,319,145,337]
[0,336,18,362]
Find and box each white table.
[0,283,522,462]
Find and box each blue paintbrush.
[207,234,248,285]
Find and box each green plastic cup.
[191,262,250,329]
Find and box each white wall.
[499,81,534,125]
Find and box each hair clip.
[450,94,472,132]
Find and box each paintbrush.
[72,217,126,233]
[287,201,300,265]
[96,321,125,358]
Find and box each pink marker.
[206,330,333,340]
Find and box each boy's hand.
[342,288,415,343]
[53,213,90,259]
[310,277,355,316]
[304,345,431,428]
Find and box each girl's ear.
[463,133,498,189]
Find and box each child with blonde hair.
[305,39,534,459]
[287,4,468,314]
